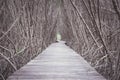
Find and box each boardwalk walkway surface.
[7,42,106,80]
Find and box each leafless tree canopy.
[0,0,120,80]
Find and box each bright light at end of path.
[56,33,62,41]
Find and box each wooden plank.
[7,42,106,80]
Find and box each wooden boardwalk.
[7,42,106,80]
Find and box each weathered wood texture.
[1,0,120,79]
[7,42,106,80]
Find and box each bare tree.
[0,0,120,80]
